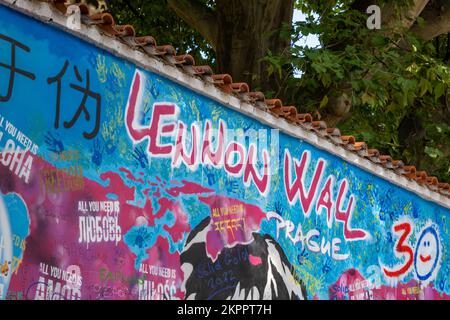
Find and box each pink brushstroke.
[249,254,262,266]
[119,167,144,184]
[198,195,267,262]
[166,180,213,197]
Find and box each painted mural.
[0,4,449,301]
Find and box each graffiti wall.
[0,4,449,300]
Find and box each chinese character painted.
[47,60,101,140]
[0,34,36,102]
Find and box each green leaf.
[434,83,445,100]
[319,95,329,109]
[425,146,444,159]
[419,78,432,96]
[371,36,387,47]
[416,17,426,28]
[361,92,375,106]
[320,74,332,87]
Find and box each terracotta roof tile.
[438,183,450,196]
[231,83,250,94]
[265,99,283,110]
[346,141,367,152]
[391,160,405,169]
[379,155,392,163]
[312,121,327,131]
[414,171,428,185]
[324,128,342,144]
[51,0,69,13]
[174,54,195,66]
[134,36,156,47]
[281,106,300,123]
[296,113,313,124]
[326,127,341,136]
[427,176,439,186]
[402,166,417,179]
[113,24,135,37]
[211,74,233,93]
[32,0,450,199]
[341,136,356,145]
[192,65,213,76]
[366,149,381,163]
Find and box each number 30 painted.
[383,221,441,282]
[383,223,413,277]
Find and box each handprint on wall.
[132,145,148,169]
[91,138,103,167]
[44,131,64,154]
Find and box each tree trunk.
[167,0,294,96]
[214,0,294,95]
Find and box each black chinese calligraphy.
[0,34,36,102]
[47,60,101,140]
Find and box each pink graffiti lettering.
[284,149,367,241]
[284,149,325,217]
[124,70,271,196]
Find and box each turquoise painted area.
[124,223,158,270]
[0,192,30,299]
[3,193,29,261]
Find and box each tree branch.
[351,0,429,32]
[410,0,450,41]
[381,0,430,32]
[323,1,431,126]
[166,0,219,49]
